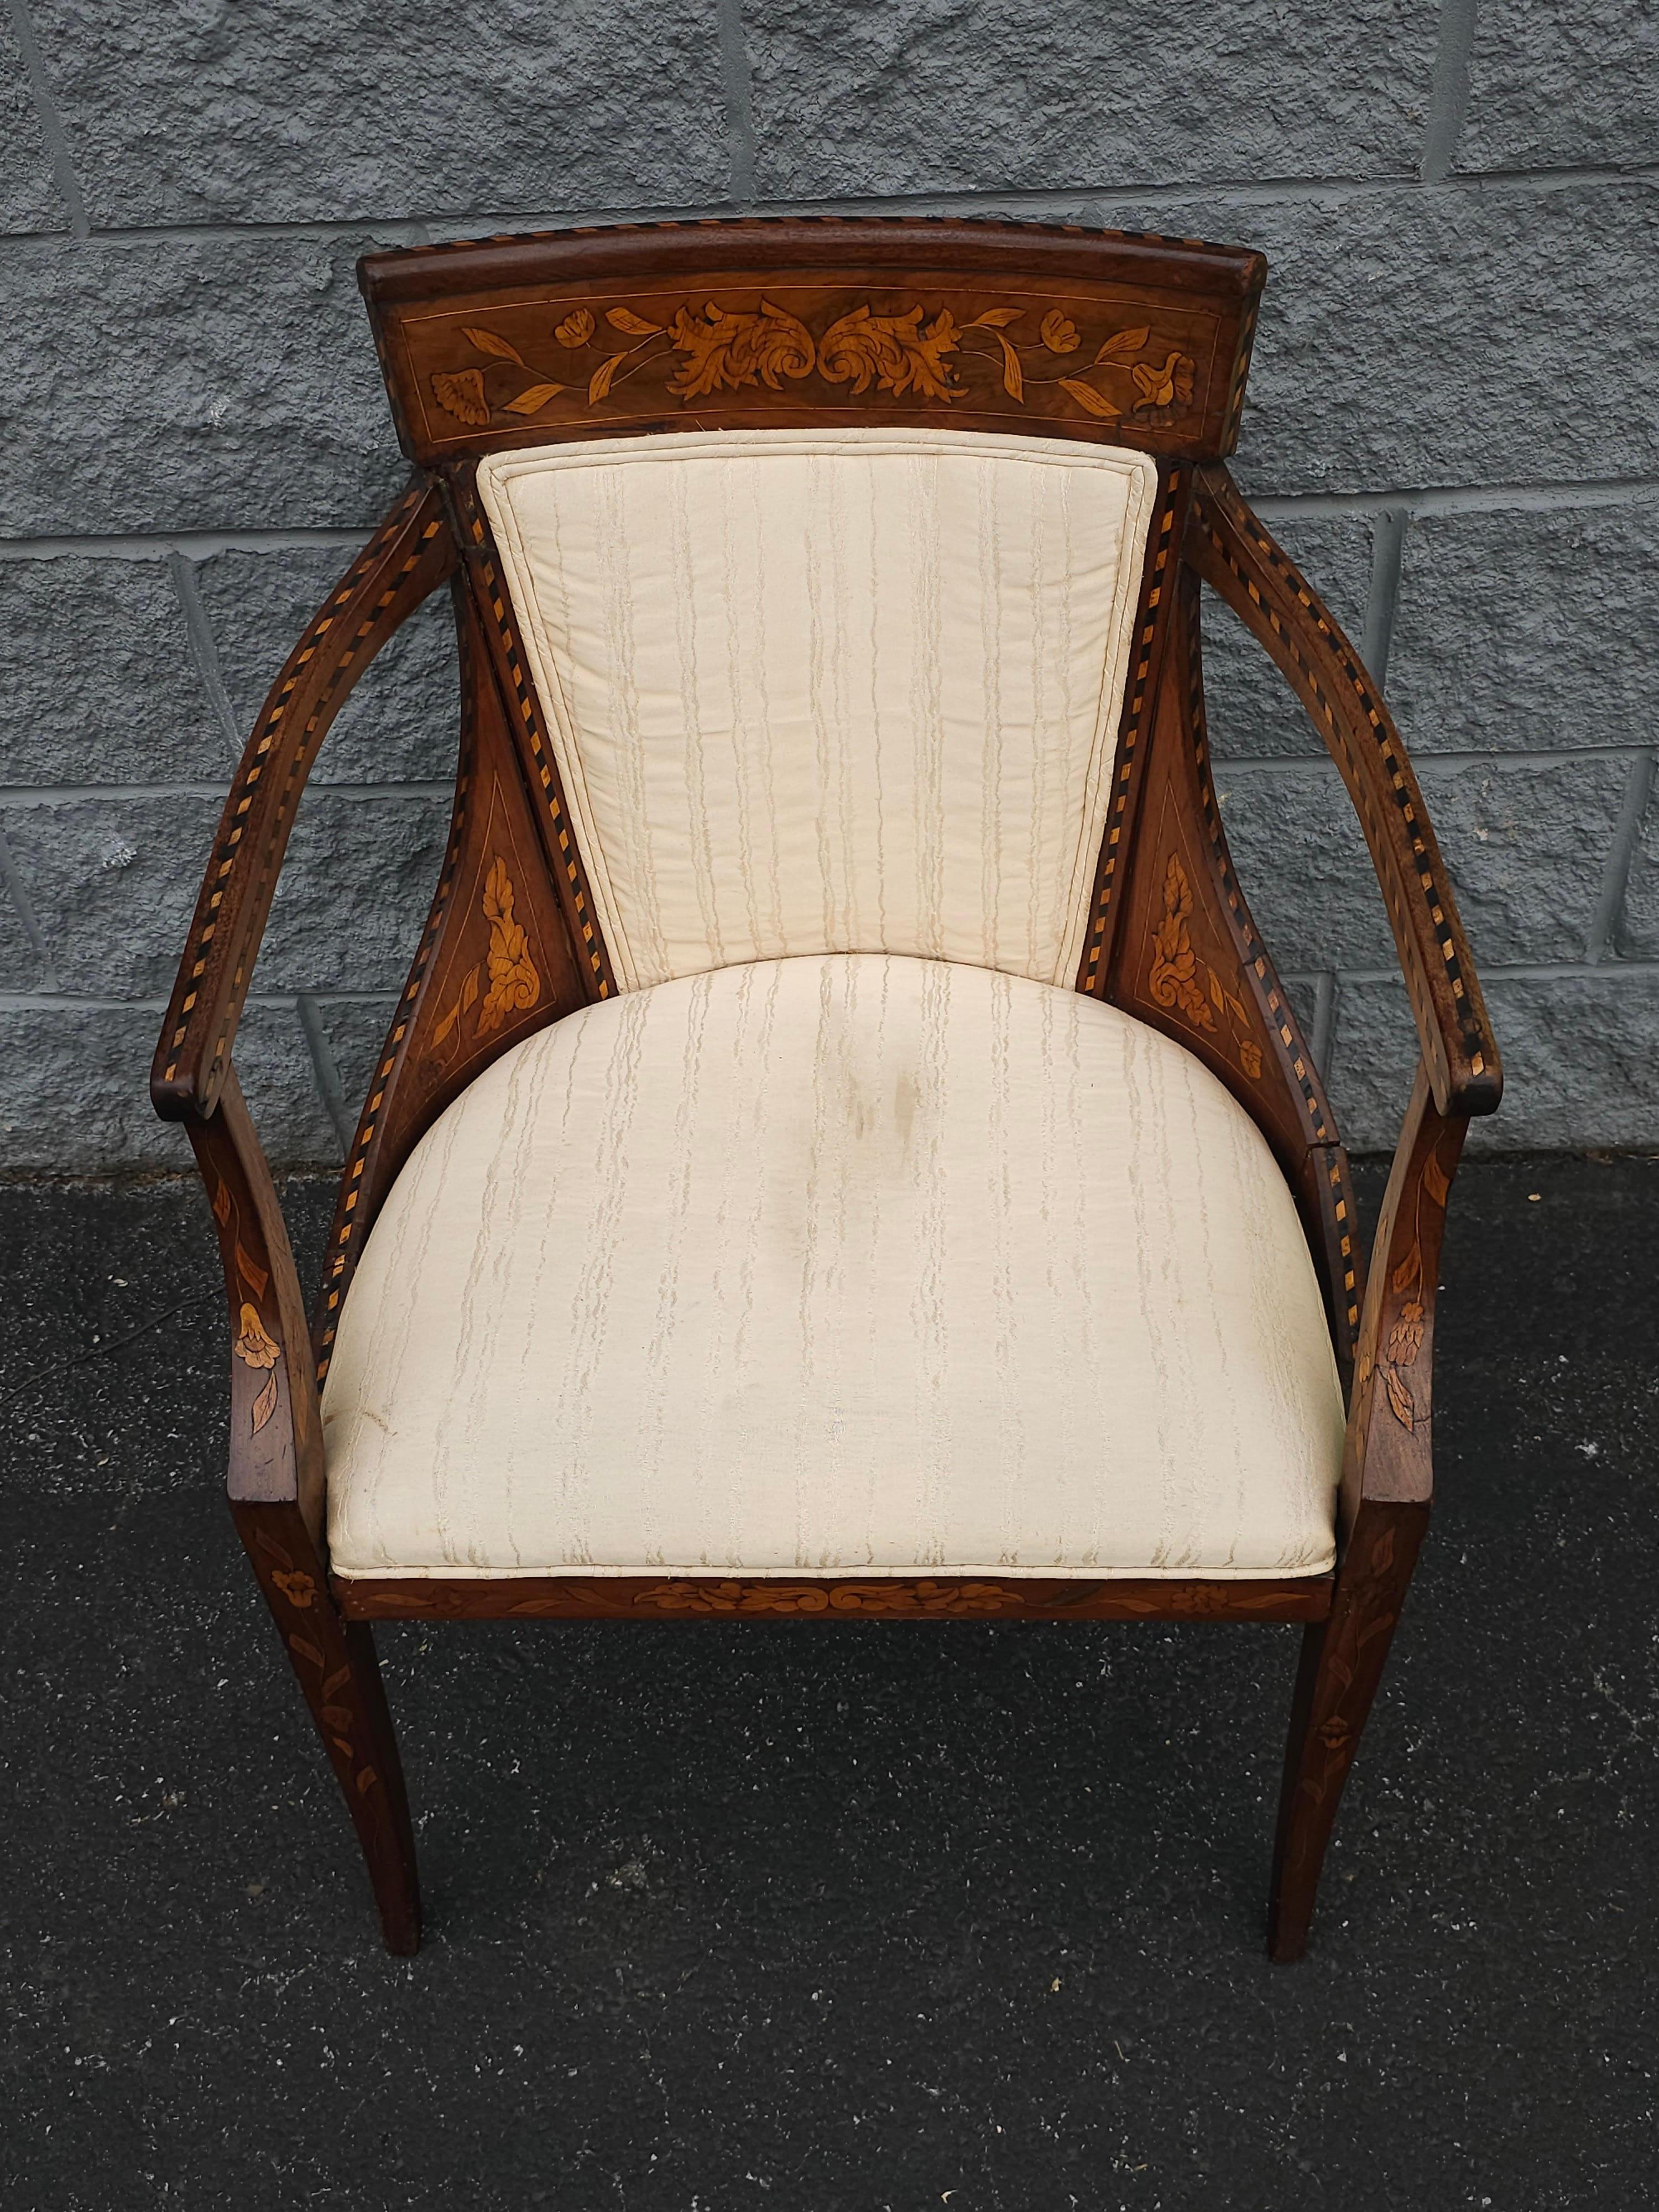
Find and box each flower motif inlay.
[425,296,1198,433]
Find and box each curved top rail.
[358,215,1266,469]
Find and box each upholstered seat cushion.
[324,956,1344,1582]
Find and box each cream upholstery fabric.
[325,957,1343,1582]
[476,429,1159,992]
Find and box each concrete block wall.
[2,3,1655,1172]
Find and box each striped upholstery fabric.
[325,956,1343,1581]
[476,427,1159,992]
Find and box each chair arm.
[181,1070,326,1536]
[150,476,456,1123]
[1187,465,1501,1121]
[1339,1060,1465,1532]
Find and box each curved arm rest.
[1187,465,1501,1120]
[181,1071,326,1535]
[1340,1060,1465,1531]
[151,476,456,1121]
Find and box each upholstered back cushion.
[477,427,1159,993]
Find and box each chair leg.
[234,1501,421,1954]
[1267,1500,1428,1963]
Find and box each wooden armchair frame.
[151,218,1499,1960]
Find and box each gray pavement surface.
[1,1155,1654,2209]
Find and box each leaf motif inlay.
[1149,855,1214,1030]
[478,858,540,1034]
[233,1301,283,1435]
[1383,1365,1415,1431]
[587,354,624,404]
[1391,1245,1422,1296]
[233,1238,268,1300]
[817,304,961,400]
[1146,852,1274,1084]
[1057,375,1122,420]
[462,326,525,364]
[426,299,1198,432]
[503,381,565,415]
[633,1578,1017,1616]
[1095,325,1150,363]
[666,299,816,398]
[989,330,1024,401]
[428,856,541,1058]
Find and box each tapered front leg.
[234,1501,421,1955]
[1267,1499,1427,1963]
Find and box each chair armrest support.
[1339,1060,1465,1534]
[1187,465,1501,1120]
[181,1069,326,1536]
[151,476,456,1122]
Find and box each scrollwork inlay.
[426,296,1198,434]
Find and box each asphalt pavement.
[1,1154,1653,2210]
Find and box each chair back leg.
[1267,1498,1428,1961]
[234,1501,421,1954]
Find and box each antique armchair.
[151,217,1500,1960]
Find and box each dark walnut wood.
[152,479,457,1125]
[179,1076,419,1951]
[1108,564,1364,1380]
[334,1574,1334,1624]
[236,1498,420,1954]
[1267,1063,1466,1960]
[147,215,1500,1960]
[1074,464,1191,1001]
[312,568,592,1384]
[1340,1062,1467,1532]
[360,217,1265,468]
[184,1071,325,1533]
[442,467,619,1001]
[1269,1499,1426,1964]
[1188,466,1502,1121]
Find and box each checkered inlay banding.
[312,750,476,1385]
[1191,473,1495,1103]
[448,475,615,1005]
[159,481,452,1112]
[1077,468,1185,998]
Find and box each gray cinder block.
[1388,501,1659,758]
[1202,513,1378,763]
[1330,971,1659,1156]
[1454,2,1659,174]
[0,999,337,1171]
[745,1,1438,199]
[0,556,228,785]
[0,17,69,231]
[195,547,459,785]
[1,236,409,536]
[24,0,729,226]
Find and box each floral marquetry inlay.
[632,1579,1019,1617]
[1358,1143,1454,1434]
[417,290,1208,439]
[212,1170,286,1439]
[1147,854,1263,1082]
[478,858,539,1034]
[429,854,541,1060]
